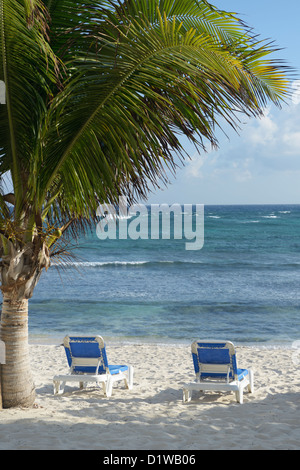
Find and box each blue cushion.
[72,364,128,375]
[109,365,129,375]
[237,368,249,381]
[198,368,249,381]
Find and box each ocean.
[28,204,300,347]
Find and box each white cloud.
[210,155,254,182]
[183,96,300,187]
[291,80,300,105]
[229,100,300,169]
[282,131,300,154]
[185,153,209,178]
[246,108,278,146]
[159,91,300,205]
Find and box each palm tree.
[0,0,291,408]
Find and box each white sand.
[0,342,299,450]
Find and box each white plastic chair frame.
[53,335,133,397]
[182,340,254,404]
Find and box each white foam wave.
[73,261,148,267]
[52,260,148,268]
[240,220,260,223]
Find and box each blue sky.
[147,0,300,205]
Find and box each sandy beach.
[0,342,299,450]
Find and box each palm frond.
[0,0,59,220]
[32,0,290,221]
[1,0,293,245]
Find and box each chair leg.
[53,380,59,395]
[248,370,254,393]
[183,388,192,403]
[106,377,113,397]
[53,380,65,395]
[122,366,134,390]
[235,387,243,404]
[126,366,134,389]
[101,381,108,396]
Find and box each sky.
[146,0,300,205]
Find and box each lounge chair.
[53,335,133,397]
[182,340,254,404]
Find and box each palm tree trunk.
[0,293,35,408]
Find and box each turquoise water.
[28,204,300,346]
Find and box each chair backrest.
[63,335,109,374]
[191,340,238,382]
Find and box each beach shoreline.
[28,332,299,349]
[0,342,299,450]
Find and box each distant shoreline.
[28,334,297,350]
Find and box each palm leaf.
[0,0,59,220]
[1,0,292,241]
[33,0,290,221]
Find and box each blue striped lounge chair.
[182,340,254,404]
[53,335,133,397]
